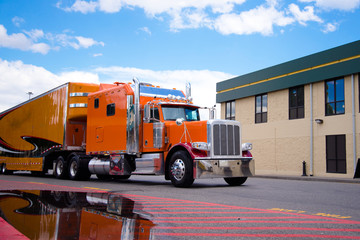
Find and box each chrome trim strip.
[70,92,89,97]
[69,103,88,108]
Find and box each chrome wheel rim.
[56,161,63,176]
[70,161,78,177]
[170,159,185,181]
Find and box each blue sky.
[1,0,360,114]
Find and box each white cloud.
[94,66,234,108]
[139,27,152,35]
[59,0,331,35]
[322,22,338,33]
[60,0,98,13]
[214,2,294,36]
[299,0,360,11]
[12,16,25,27]
[288,4,322,26]
[0,24,104,54]
[0,25,50,54]
[75,36,105,49]
[0,59,100,112]
[0,59,232,115]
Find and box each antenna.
[27,92,33,100]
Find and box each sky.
[0,0,360,117]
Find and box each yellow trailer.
[0,82,99,176]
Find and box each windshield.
[162,106,200,121]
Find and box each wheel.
[0,164,3,174]
[54,156,68,179]
[224,177,248,186]
[68,154,91,180]
[168,150,194,188]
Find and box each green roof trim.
[216,40,360,103]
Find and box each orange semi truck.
[0,79,254,187]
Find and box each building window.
[225,101,235,120]
[326,135,346,174]
[255,94,267,123]
[325,78,345,116]
[289,86,304,119]
[94,98,99,109]
[106,103,115,116]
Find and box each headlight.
[242,143,252,151]
[192,142,210,151]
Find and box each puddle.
[0,190,155,240]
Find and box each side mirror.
[176,118,184,126]
[144,104,150,123]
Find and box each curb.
[254,175,360,184]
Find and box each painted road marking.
[1,180,359,239]
[269,208,352,219]
[124,193,360,239]
[83,186,110,191]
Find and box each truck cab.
[86,79,254,187]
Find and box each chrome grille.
[210,120,241,157]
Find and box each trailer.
[0,79,254,187]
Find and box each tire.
[0,164,3,174]
[168,150,194,188]
[224,177,248,186]
[54,156,68,179]
[68,154,91,181]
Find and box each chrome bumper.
[194,158,254,179]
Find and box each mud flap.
[354,159,360,179]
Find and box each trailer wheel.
[169,150,194,188]
[54,156,68,179]
[224,177,247,186]
[68,154,91,180]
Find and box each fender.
[164,143,207,180]
[167,142,208,160]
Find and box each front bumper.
[194,158,254,179]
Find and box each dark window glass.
[94,98,99,109]
[255,94,267,123]
[225,101,235,120]
[289,86,304,119]
[326,135,346,174]
[325,79,345,116]
[106,103,115,116]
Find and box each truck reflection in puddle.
[0,190,155,239]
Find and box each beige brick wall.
[223,74,360,178]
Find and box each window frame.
[106,103,115,116]
[94,98,99,109]
[289,85,304,120]
[325,78,345,116]
[225,101,235,120]
[255,94,267,124]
